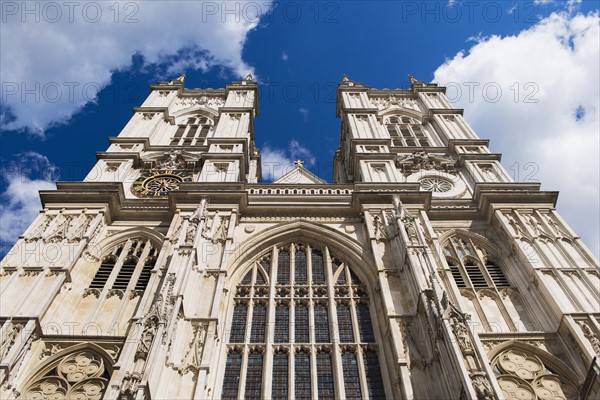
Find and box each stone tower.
[0,74,598,400]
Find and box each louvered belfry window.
[89,239,158,292]
[222,243,386,399]
[444,236,510,290]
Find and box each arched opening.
[219,241,386,399]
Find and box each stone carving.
[22,350,109,400]
[470,372,494,400]
[156,149,186,170]
[507,216,527,238]
[136,316,159,361]
[202,212,228,244]
[396,151,457,175]
[179,324,207,374]
[372,215,388,243]
[119,371,143,400]
[0,322,23,361]
[578,321,600,356]
[43,212,72,243]
[449,311,474,354]
[175,95,224,110]
[370,95,420,111]
[546,216,568,238]
[181,199,208,249]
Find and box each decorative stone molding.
[396,151,457,176]
[0,322,23,361]
[119,371,143,400]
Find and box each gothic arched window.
[171,115,213,146]
[89,239,158,294]
[385,116,431,147]
[21,348,112,400]
[222,243,386,399]
[444,236,509,290]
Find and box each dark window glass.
[277,250,290,285]
[317,352,335,400]
[221,351,242,400]
[255,271,267,285]
[274,304,289,343]
[250,303,266,343]
[230,303,247,343]
[271,352,288,400]
[356,303,375,343]
[314,304,330,343]
[342,351,361,400]
[337,304,354,343]
[449,263,466,288]
[295,250,308,284]
[311,250,325,284]
[241,271,252,285]
[364,350,386,400]
[295,303,309,343]
[295,351,311,400]
[245,352,263,400]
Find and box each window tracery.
[385,116,431,147]
[222,243,385,399]
[21,349,112,400]
[492,348,578,400]
[171,115,213,146]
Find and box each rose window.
[419,177,453,193]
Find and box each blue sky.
[1,0,599,257]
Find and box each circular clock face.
[131,170,192,198]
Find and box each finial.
[342,74,349,82]
[408,74,417,84]
[245,73,253,81]
[294,160,304,167]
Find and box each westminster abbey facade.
[1,74,598,399]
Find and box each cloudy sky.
[1,0,598,257]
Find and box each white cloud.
[0,153,58,246]
[289,139,316,166]
[0,0,273,134]
[282,52,289,61]
[434,11,600,257]
[261,140,316,181]
[298,107,309,122]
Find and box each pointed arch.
[20,343,115,399]
[225,220,377,292]
[172,106,219,121]
[93,227,164,259]
[377,107,425,123]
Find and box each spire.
[245,73,254,81]
[169,73,186,85]
[342,73,349,82]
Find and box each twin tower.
[0,74,598,399]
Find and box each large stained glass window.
[222,243,387,399]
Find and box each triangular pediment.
[273,165,327,185]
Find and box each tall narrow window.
[317,352,335,400]
[134,257,155,291]
[271,352,288,400]
[311,249,325,284]
[90,256,116,289]
[295,249,308,284]
[277,250,290,285]
[223,243,387,399]
[245,351,263,400]
[337,304,354,342]
[487,263,510,287]
[229,303,247,343]
[357,303,375,343]
[314,303,330,343]
[295,351,311,400]
[342,351,362,399]
[364,350,386,400]
[274,304,289,343]
[295,303,309,343]
[250,303,266,343]
[222,351,242,400]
